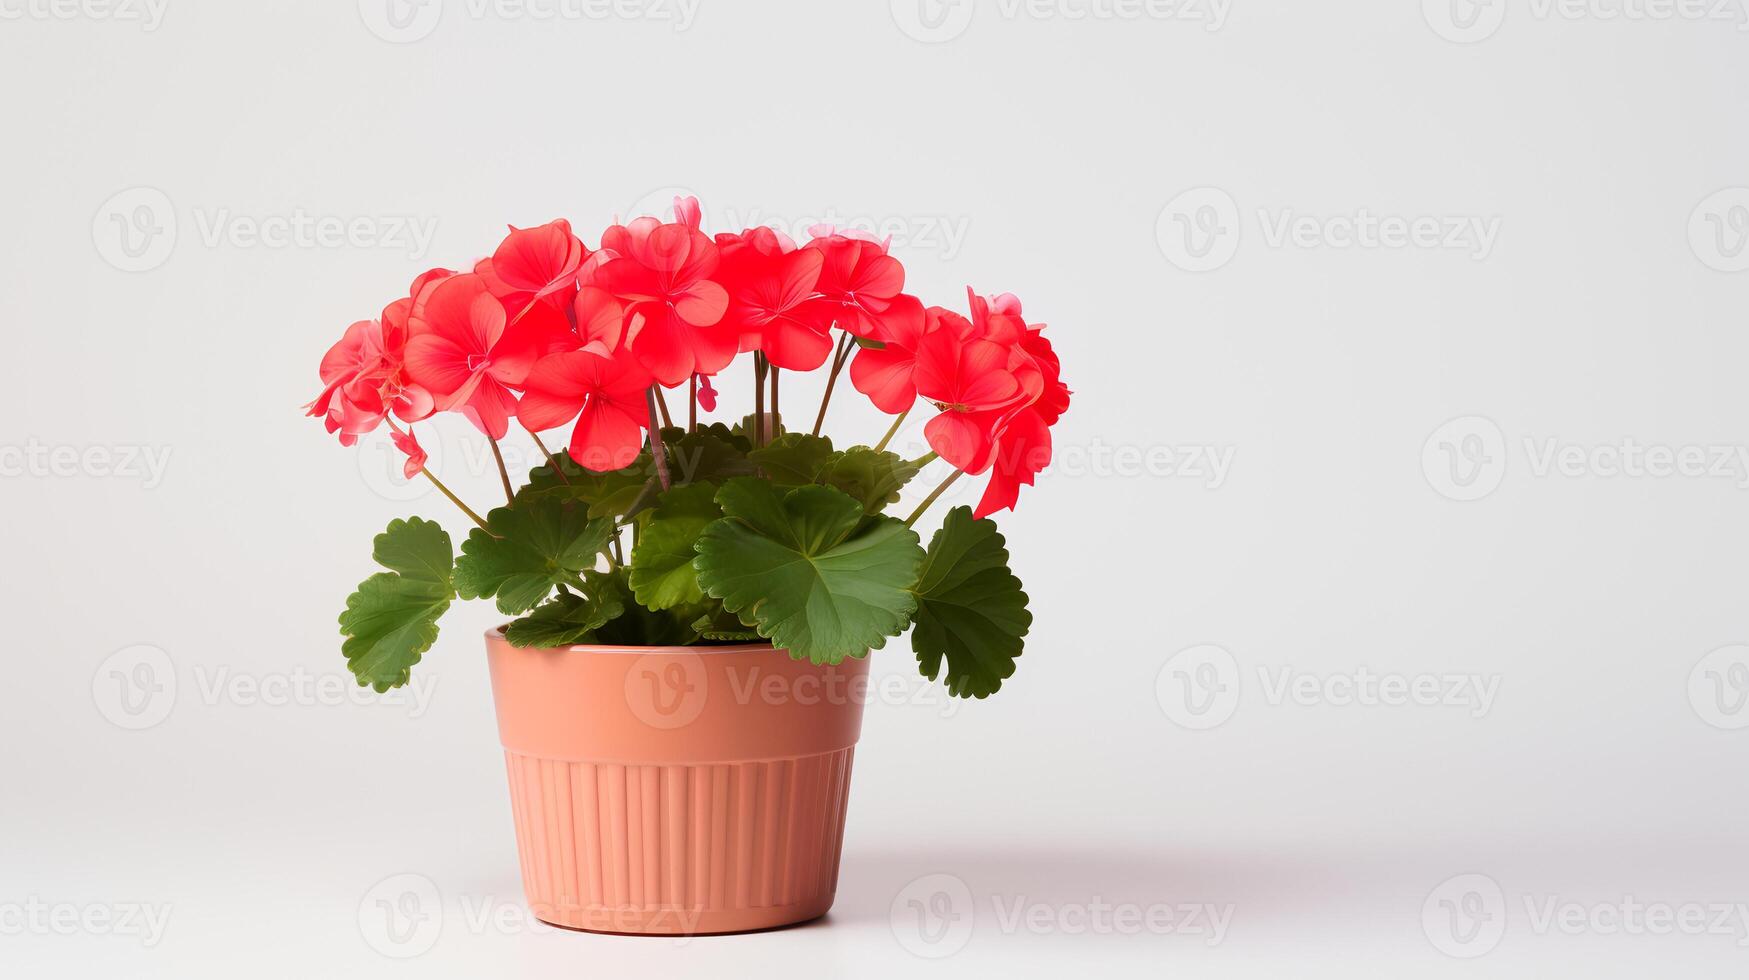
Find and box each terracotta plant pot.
[484,630,870,935]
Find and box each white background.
[3,0,1748,976]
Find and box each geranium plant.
[309,198,1069,698]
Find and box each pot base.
[529,901,832,936]
[487,636,868,938]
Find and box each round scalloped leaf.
[694,478,924,664]
[338,517,455,692]
[911,506,1032,698]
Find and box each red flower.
[573,285,627,354]
[696,373,718,412]
[916,312,1025,473]
[477,219,589,312]
[380,267,456,349]
[716,229,830,370]
[308,276,444,445]
[968,293,1071,518]
[801,232,924,342]
[587,210,732,387]
[390,426,428,480]
[403,274,552,440]
[848,303,945,415]
[518,348,653,472]
[308,319,392,444]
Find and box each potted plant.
[307,197,1070,935]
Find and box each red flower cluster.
[309,198,1069,517]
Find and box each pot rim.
[485,627,782,656]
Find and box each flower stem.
[488,437,514,505]
[526,428,567,483]
[422,469,493,533]
[873,408,910,453]
[770,367,780,433]
[688,375,698,433]
[653,385,674,430]
[812,332,853,437]
[646,387,672,491]
[753,354,769,447]
[905,469,963,527]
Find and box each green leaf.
[338,517,454,692]
[502,571,626,647]
[691,609,761,642]
[589,570,701,646]
[453,498,614,614]
[628,482,722,611]
[694,478,925,664]
[912,507,1032,698]
[819,447,920,515]
[664,428,756,486]
[749,433,836,485]
[518,452,654,521]
[733,413,785,445]
[693,421,751,453]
